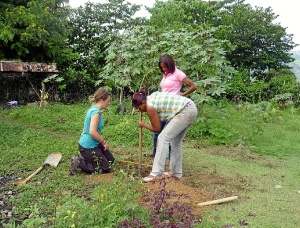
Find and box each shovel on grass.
[14,152,62,186]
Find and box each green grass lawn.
[0,101,299,227]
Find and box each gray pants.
[150,101,198,177]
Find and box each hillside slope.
[289,50,300,81]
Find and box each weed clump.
[119,177,201,228]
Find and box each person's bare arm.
[181,77,197,96]
[138,107,161,132]
[90,113,109,150]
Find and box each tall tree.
[66,0,144,83]
[148,0,218,30]
[216,1,297,76]
[100,25,236,107]
[148,0,297,78]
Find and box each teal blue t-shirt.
[78,105,104,149]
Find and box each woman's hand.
[138,120,144,128]
[103,141,109,150]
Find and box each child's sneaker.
[70,156,79,175]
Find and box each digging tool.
[138,112,143,176]
[14,152,62,186]
[197,196,238,206]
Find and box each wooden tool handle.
[24,165,45,183]
[138,112,143,175]
[197,196,238,206]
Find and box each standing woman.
[132,91,198,182]
[70,88,115,175]
[147,54,197,158]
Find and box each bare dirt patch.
[83,161,241,218]
[141,177,210,216]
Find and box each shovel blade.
[44,152,62,167]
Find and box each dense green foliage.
[225,68,300,104]
[0,0,72,62]
[216,1,296,74]
[64,0,143,85]
[149,0,218,29]
[149,0,296,74]
[1,0,299,104]
[101,25,235,107]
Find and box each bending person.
[70,88,115,175]
[132,91,198,182]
